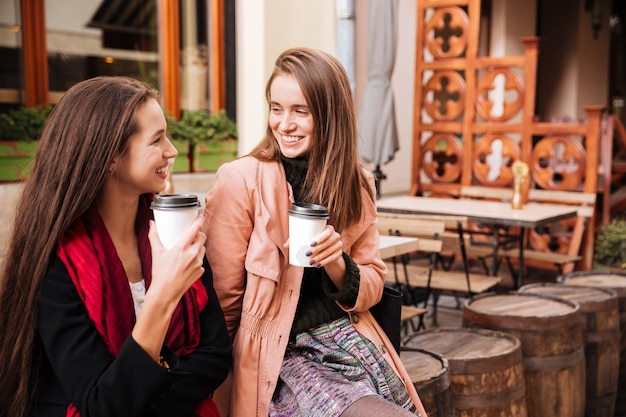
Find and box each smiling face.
[109,98,177,195]
[268,74,315,159]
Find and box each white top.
[129,279,146,318]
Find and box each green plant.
[594,219,626,269]
[167,109,238,145]
[0,105,53,141]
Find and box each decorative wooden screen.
[411,0,604,270]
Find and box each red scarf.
[57,195,219,417]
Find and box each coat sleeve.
[36,256,231,417]
[149,258,232,416]
[203,161,255,339]
[341,174,388,314]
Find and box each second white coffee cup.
[151,193,201,249]
[288,202,330,267]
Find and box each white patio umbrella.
[358,0,398,198]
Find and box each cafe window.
[0,0,232,116]
[46,0,160,102]
[0,1,23,106]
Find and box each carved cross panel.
[424,71,466,121]
[473,135,521,186]
[476,68,525,122]
[425,7,469,59]
[421,134,463,182]
[531,136,586,190]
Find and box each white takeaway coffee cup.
[151,193,201,249]
[288,202,330,267]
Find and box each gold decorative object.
[511,160,529,209]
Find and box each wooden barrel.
[400,348,453,417]
[557,271,626,416]
[519,282,620,417]
[462,292,585,417]
[403,327,527,417]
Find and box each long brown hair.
[250,47,373,232]
[0,76,158,417]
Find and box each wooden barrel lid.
[404,327,522,374]
[558,271,626,297]
[463,292,580,330]
[519,283,617,309]
[400,348,448,382]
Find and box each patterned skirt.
[268,316,416,417]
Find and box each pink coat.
[204,156,426,417]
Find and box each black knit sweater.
[281,156,361,339]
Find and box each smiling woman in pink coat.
[204,47,427,417]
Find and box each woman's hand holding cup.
[288,202,346,288]
[149,194,206,303]
[148,215,206,302]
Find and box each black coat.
[31,256,232,417]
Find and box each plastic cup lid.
[288,202,330,219]
[151,193,201,210]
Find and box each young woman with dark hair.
[0,76,231,417]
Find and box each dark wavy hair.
[0,76,158,417]
[250,47,373,232]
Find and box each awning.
[87,0,156,36]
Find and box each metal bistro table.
[378,234,422,294]
[378,234,420,259]
[377,234,429,332]
[376,195,578,289]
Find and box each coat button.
[352,313,359,323]
[379,343,387,354]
